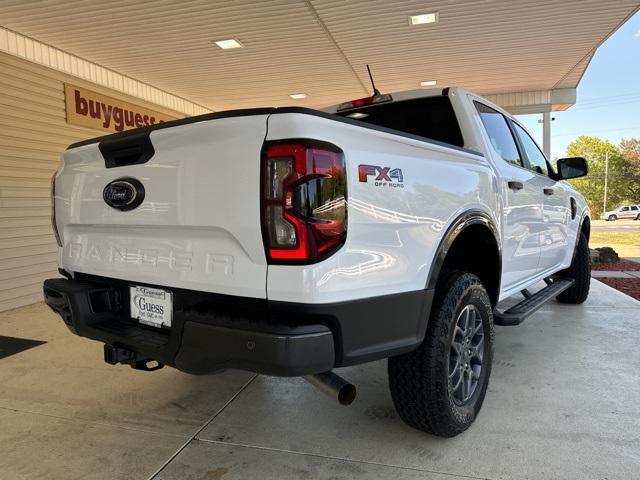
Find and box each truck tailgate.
[55,112,271,298]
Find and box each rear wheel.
[556,233,590,304]
[388,271,494,437]
[608,215,617,221]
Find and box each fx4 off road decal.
[358,164,404,188]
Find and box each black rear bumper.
[43,274,433,376]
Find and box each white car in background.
[600,204,640,221]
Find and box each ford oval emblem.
[103,177,145,211]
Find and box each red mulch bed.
[592,259,640,271]
[598,278,640,301]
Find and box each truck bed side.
[264,109,499,304]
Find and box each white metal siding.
[0,52,186,311]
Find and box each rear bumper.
[43,274,433,376]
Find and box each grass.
[590,231,640,258]
[590,232,640,247]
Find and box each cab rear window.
[336,96,464,148]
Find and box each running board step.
[494,278,575,326]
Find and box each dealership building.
[0,28,210,311]
[2,2,640,479]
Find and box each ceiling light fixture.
[420,80,437,87]
[347,112,369,119]
[289,93,307,100]
[408,12,439,25]
[213,39,244,49]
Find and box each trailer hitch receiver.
[104,344,164,372]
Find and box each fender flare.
[571,210,591,261]
[578,209,591,239]
[425,209,502,295]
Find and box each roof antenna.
[366,64,381,96]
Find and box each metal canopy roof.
[0,0,638,111]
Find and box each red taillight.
[261,140,347,264]
[51,172,62,247]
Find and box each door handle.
[543,188,554,195]
[508,181,524,191]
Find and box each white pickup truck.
[44,87,591,437]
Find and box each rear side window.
[513,123,549,176]
[336,96,464,147]
[474,102,522,167]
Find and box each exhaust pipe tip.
[304,371,357,406]
[336,382,357,406]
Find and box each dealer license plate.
[130,285,173,328]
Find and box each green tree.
[619,138,640,201]
[565,136,628,215]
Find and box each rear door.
[619,206,632,219]
[474,102,541,291]
[511,121,570,275]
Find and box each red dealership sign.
[64,83,178,133]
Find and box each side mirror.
[555,157,588,180]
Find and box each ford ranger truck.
[44,87,591,437]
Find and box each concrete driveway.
[0,280,639,480]
[591,219,640,233]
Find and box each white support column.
[542,112,551,159]
[485,89,575,159]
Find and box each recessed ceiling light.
[420,80,437,87]
[347,112,369,119]
[213,39,244,49]
[289,93,307,100]
[408,12,439,25]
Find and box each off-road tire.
[556,233,590,304]
[388,271,494,437]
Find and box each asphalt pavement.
[591,219,640,233]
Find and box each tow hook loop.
[103,344,164,372]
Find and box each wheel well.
[438,224,500,306]
[581,216,591,242]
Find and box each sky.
[517,10,640,159]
